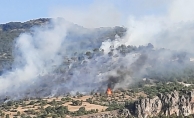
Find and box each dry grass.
[0,89,144,117]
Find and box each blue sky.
[0,0,93,23]
[0,0,168,24]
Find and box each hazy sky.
[0,0,169,24]
[0,0,92,23]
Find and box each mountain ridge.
[0,18,127,73]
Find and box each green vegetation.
[71,100,82,106]
[105,102,125,111]
[0,82,194,117]
[1,18,194,117]
[141,82,194,98]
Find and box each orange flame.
[106,88,112,95]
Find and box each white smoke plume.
[0,19,72,99]
[124,0,194,53]
[0,17,128,100]
[0,0,194,100]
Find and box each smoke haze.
[125,0,194,53]
[0,0,194,100]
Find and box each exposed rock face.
[135,96,162,118]
[134,90,194,118]
[119,108,131,117]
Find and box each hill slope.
[0,18,126,73]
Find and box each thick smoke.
[0,18,129,100]
[1,0,194,100]
[124,0,194,53]
[0,19,70,99]
[96,0,194,90]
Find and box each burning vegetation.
[106,88,112,95]
[1,18,194,117]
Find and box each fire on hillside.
[106,88,112,95]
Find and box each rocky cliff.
[134,90,194,118]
